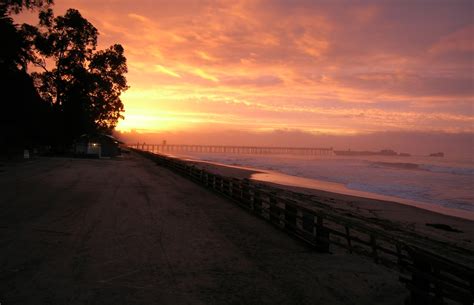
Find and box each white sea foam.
[173,152,474,213]
[418,164,474,176]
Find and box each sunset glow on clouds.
[20,0,474,136]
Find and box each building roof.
[76,133,124,144]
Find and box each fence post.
[253,190,262,215]
[370,235,378,263]
[406,249,435,305]
[316,215,329,252]
[232,180,241,199]
[219,177,224,192]
[301,212,313,233]
[269,195,279,225]
[241,180,251,208]
[249,186,255,211]
[284,203,297,232]
[345,226,352,253]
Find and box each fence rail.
[133,148,474,305]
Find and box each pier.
[129,143,334,155]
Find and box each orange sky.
[18,0,474,138]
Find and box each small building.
[74,134,122,158]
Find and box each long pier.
[129,143,334,155]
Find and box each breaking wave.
[418,164,474,176]
[371,162,473,176]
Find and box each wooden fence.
[133,149,474,305]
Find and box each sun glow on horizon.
[33,0,472,137]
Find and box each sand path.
[0,153,406,305]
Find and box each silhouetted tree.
[1,2,127,154]
[0,0,53,154]
[27,8,128,140]
[0,0,53,70]
[1,0,52,14]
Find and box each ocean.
[169,152,474,214]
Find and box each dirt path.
[0,153,407,305]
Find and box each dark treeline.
[0,0,128,156]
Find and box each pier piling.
[131,143,333,156]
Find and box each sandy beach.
[0,152,408,305]
[190,159,474,260]
[3,0,472,303]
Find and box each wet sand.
[192,160,474,257]
[0,153,407,305]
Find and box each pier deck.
[131,143,334,155]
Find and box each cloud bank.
[18,0,474,139]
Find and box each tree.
[0,0,53,70]
[0,0,53,154]
[28,8,128,139]
[1,0,52,14]
[0,3,127,154]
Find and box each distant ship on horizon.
[333,149,411,157]
[429,152,445,157]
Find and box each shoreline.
[186,157,474,253]
[252,169,474,221]
[186,157,474,221]
[133,150,474,303]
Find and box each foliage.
[1,0,53,14]
[0,0,52,70]
[0,0,53,153]
[28,8,128,138]
[1,1,128,153]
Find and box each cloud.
[16,0,474,136]
[192,68,219,82]
[430,25,474,53]
[154,65,181,78]
[222,75,283,87]
[338,72,474,97]
[128,13,150,23]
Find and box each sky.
[18,0,474,154]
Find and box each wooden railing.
[133,149,474,305]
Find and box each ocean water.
[170,152,474,213]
